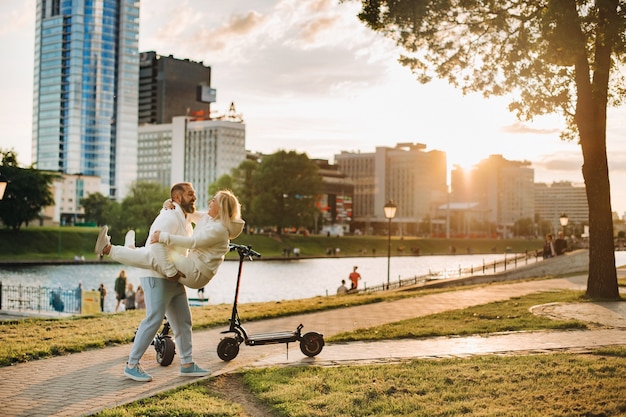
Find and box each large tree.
[0,150,56,230]
[356,0,625,299]
[80,192,111,226]
[106,181,170,244]
[251,150,322,234]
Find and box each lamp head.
[383,200,397,219]
[559,213,569,227]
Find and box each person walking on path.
[95,182,210,382]
[349,266,361,290]
[114,270,127,313]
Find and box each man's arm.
[149,209,183,278]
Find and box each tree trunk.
[581,139,619,299]
[574,5,619,299]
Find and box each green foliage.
[0,227,99,259]
[513,217,535,237]
[250,150,322,233]
[357,0,625,123]
[110,181,170,243]
[229,158,259,225]
[208,174,235,199]
[80,192,111,226]
[0,150,57,231]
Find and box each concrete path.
[2,274,625,417]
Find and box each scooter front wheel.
[300,332,324,357]
[155,336,176,366]
[217,337,240,361]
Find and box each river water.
[2,252,624,313]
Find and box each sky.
[1,0,626,214]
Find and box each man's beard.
[179,199,196,214]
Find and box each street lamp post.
[559,213,569,234]
[384,200,397,290]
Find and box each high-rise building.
[335,143,447,234]
[139,52,212,125]
[451,154,535,235]
[32,0,140,200]
[138,116,246,209]
[535,181,588,233]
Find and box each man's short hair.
[171,182,192,198]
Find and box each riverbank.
[0,227,544,262]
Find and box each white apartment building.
[138,116,246,209]
[535,181,588,233]
[40,173,101,225]
[335,143,447,233]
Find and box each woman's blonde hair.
[213,189,242,230]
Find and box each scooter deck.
[246,330,300,346]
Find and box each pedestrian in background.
[543,233,556,259]
[114,270,127,312]
[98,283,107,312]
[125,283,136,311]
[337,279,348,295]
[349,266,361,290]
[136,285,145,310]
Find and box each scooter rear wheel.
[156,336,176,366]
[300,332,324,357]
[217,337,240,361]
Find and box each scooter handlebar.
[228,243,261,259]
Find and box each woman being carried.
[95,189,244,289]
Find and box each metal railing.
[354,251,542,294]
[0,284,82,315]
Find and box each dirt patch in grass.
[206,373,276,417]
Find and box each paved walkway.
[2,274,625,417]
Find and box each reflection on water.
[2,251,619,313]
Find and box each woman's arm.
[158,221,228,250]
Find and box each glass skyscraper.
[32,0,140,200]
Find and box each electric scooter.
[217,243,325,361]
[153,318,175,366]
[132,317,176,366]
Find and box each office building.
[139,52,212,125]
[32,0,140,200]
[451,155,535,237]
[312,159,355,236]
[535,181,588,233]
[335,143,447,234]
[137,116,246,209]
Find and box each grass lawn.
[90,287,626,417]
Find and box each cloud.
[500,122,561,135]
[148,0,392,100]
[0,1,33,37]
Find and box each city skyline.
[1,0,626,214]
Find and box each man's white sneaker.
[94,226,110,255]
[124,230,136,248]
